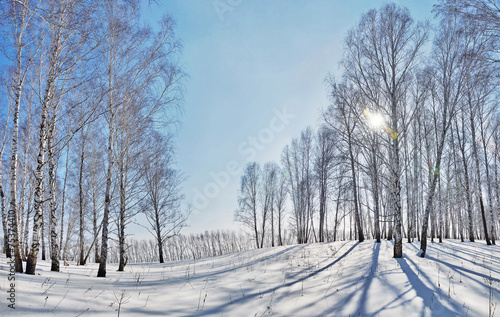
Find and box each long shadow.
[406,242,419,252]
[186,242,360,316]
[355,241,380,315]
[425,244,500,276]
[437,241,500,267]
[320,241,416,316]
[397,256,463,317]
[426,254,500,285]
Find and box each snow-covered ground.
[1,239,498,316]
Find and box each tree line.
[235,0,500,259]
[0,0,186,276]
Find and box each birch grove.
[0,0,498,272]
[0,0,183,275]
[231,1,498,258]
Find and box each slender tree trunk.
[41,206,46,261]
[457,122,475,242]
[48,127,60,271]
[26,15,61,274]
[78,133,86,266]
[451,128,464,242]
[48,170,58,270]
[278,212,282,246]
[156,213,164,263]
[420,120,449,257]
[93,196,100,263]
[0,111,7,255]
[319,172,327,242]
[271,200,275,247]
[334,187,341,242]
[495,142,500,242]
[0,161,9,257]
[23,190,32,260]
[372,145,381,243]
[83,221,102,264]
[59,142,70,259]
[438,178,443,243]
[348,133,364,243]
[18,166,28,262]
[420,164,441,257]
[8,67,24,272]
[470,107,491,245]
[253,198,259,249]
[63,206,74,261]
[412,138,419,243]
[480,122,496,245]
[118,160,127,271]
[260,199,267,249]
[18,104,33,261]
[97,107,115,277]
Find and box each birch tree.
[465,62,496,245]
[97,0,182,277]
[274,169,287,246]
[26,0,97,274]
[419,13,479,257]
[324,81,364,243]
[0,0,41,273]
[235,162,260,248]
[281,128,316,244]
[314,126,336,242]
[0,84,12,256]
[343,3,428,257]
[261,162,279,247]
[141,132,186,264]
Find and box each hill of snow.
[0,239,499,316]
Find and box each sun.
[364,109,386,130]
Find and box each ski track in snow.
[0,239,499,316]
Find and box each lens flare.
[369,112,385,130]
[365,108,386,131]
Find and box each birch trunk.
[450,126,464,241]
[59,143,70,259]
[47,125,59,271]
[480,117,496,244]
[419,137,446,257]
[93,195,100,263]
[41,204,46,261]
[8,32,27,272]
[78,131,87,265]
[438,177,443,243]
[470,107,491,245]
[348,131,364,243]
[419,89,457,256]
[155,208,164,263]
[23,191,32,259]
[97,104,115,277]
[456,118,475,241]
[8,77,24,272]
[0,150,8,257]
[25,52,55,274]
[118,158,127,271]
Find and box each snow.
[1,239,499,316]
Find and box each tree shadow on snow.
[396,256,465,317]
[353,241,380,316]
[185,242,360,316]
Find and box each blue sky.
[139,0,437,237]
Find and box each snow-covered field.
[1,239,499,316]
